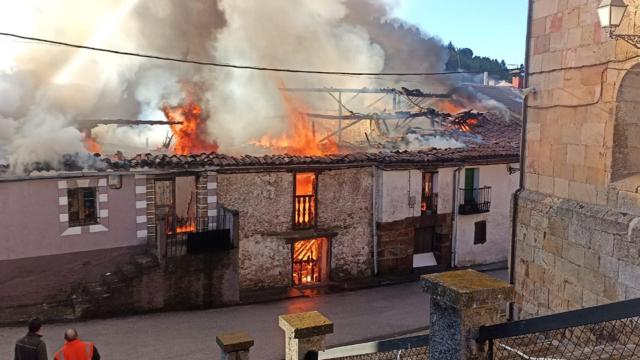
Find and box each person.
[53,328,100,360]
[14,318,47,360]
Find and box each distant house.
[0,114,520,322]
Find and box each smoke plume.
[0,0,453,173]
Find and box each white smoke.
[402,133,465,151]
[0,0,452,173]
[205,0,386,149]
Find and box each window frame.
[474,220,487,245]
[67,187,99,227]
[292,172,318,229]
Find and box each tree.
[445,43,511,81]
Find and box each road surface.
[0,269,507,359]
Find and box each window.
[68,187,98,226]
[108,175,122,189]
[294,173,317,229]
[474,220,487,245]
[421,172,437,215]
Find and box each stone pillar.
[279,311,333,360]
[422,269,514,360]
[216,331,254,360]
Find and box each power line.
[0,32,517,77]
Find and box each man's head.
[64,328,78,342]
[28,318,42,334]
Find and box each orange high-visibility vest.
[54,339,94,360]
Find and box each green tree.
[445,43,510,81]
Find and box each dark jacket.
[14,332,47,360]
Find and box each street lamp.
[597,0,640,48]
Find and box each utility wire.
[0,32,518,77]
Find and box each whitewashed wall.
[378,169,423,223]
[454,163,519,266]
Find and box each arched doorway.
[613,63,640,182]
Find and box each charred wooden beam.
[280,87,449,98]
[76,119,183,130]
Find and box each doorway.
[154,176,197,256]
[292,238,330,286]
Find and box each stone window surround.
[58,177,109,236]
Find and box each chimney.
[511,69,524,89]
[483,72,489,86]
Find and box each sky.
[393,0,528,67]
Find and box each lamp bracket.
[611,33,640,48]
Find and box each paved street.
[0,270,506,359]
[0,282,428,360]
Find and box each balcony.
[458,187,492,215]
[421,193,438,215]
[294,194,316,229]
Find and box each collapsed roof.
[0,112,520,178]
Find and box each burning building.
[0,0,527,323]
[0,108,521,322]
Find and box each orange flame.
[176,221,196,234]
[293,238,323,285]
[250,90,339,155]
[451,117,479,132]
[436,100,463,115]
[83,133,102,154]
[162,98,218,155]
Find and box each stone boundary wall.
[377,213,452,275]
[514,190,640,319]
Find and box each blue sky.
[392,1,528,66]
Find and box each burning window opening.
[67,187,98,227]
[294,172,316,229]
[421,172,437,215]
[292,238,329,286]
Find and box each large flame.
[83,133,102,154]
[162,99,218,155]
[250,91,339,156]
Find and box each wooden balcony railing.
[294,195,316,229]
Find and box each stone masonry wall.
[377,218,417,275]
[218,167,374,289]
[525,0,640,202]
[217,172,293,290]
[516,0,640,318]
[514,190,640,318]
[317,167,373,280]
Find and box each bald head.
[64,328,78,341]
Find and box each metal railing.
[294,194,316,229]
[478,298,640,359]
[160,207,238,257]
[421,193,438,215]
[320,335,428,360]
[458,187,491,215]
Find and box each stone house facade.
[514,0,640,318]
[0,111,519,321]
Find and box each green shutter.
[464,169,476,203]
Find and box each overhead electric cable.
[0,32,518,77]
